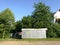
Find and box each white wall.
[22,28,47,38]
[54,10,60,23]
[54,11,60,19]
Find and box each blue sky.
[0,0,60,21]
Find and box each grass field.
[21,38,60,41]
[0,38,60,41]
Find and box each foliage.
[21,15,33,28]
[0,8,15,38]
[15,20,22,32]
[32,2,53,28]
[46,22,60,38]
[21,2,60,38]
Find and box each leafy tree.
[46,22,60,38]
[33,2,53,21]
[15,20,22,32]
[0,8,15,38]
[21,15,33,28]
[0,24,4,38]
[32,2,53,28]
[31,2,60,38]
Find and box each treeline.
[20,2,60,38]
[0,2,60,38]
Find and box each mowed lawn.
[0,38,60,45]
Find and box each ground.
[0,41,60,45]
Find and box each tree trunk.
[2,30,5,39]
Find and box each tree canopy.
[0,8,15,38]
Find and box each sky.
[0,0,60,21]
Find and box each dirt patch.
[0,41,60,45]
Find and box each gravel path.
[0,41,60,45]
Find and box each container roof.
[22,28,47,30]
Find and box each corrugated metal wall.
[22,28,47,38]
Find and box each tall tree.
[0,8,15,38]
[31,2,60,38]
[32,2,53,28]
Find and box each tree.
[13,20,22,39]
[0,8,15,38]
[32,2,53,28]
[0,24,4,38]
[32,2,60,38]
[33,2,53,21]
[46,22,60,38]
[21,15,33,28]
[15,20,22,32]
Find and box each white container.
[22,28,47,38]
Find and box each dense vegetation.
[21,2,60,38]
[0,2,60,39]
[0,8,15,38]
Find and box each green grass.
[20,38,60,41]
[0,38,60,41]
